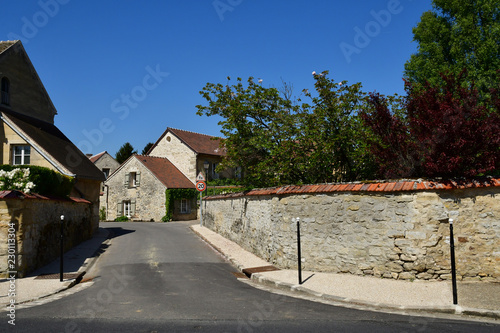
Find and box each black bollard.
[449,218,458,304]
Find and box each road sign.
[196,172,205,182]
[196,181,206,192]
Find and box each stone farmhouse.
[105,155,197,221]
[89,151,120,213]
[147,127,234,183]
[105,127,237,221]
[0,40,104,207]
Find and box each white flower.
[338,82,343,86]
[312,71,316,75]
[258,78,263,83]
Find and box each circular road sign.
[196,181,206,192]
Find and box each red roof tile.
[150,127,224,157]
[204,177,500,200]
[136,155,194,189]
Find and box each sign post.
[196,178,206,227]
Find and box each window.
[103,168,110,179]
[1,77,10,106]
[12,145,30,165]
[123,201,131,218]
[212,162,219,179]
[180,198,190,214]
[118,199,136,218]
[125,171,140,187]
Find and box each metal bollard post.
[449,218,458,304]
[60,215,64,282]
[296,217,302,285]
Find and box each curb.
[9,228,110,307]
[251,269,500,321]
[191,226,500,321]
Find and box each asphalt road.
[5,222,500,332]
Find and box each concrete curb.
[4,227,111,308]
[191,225,500,321]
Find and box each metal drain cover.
[242,265,280,278]
[35,273,80,280]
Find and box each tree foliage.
[404,0,500,98]
[142,142,154,155]
[115,142,137,164]
[196,72,374,187]
[362,71,500,178]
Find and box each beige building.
[0,40,104,225]
[105,155,196,221]
[147,127,235,183]
[89,151,120,216]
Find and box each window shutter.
[124,173,129,187]
[117,201,123,216]
[136,172,141,186]
[131,199,136,216]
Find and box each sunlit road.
[6,222,499,332]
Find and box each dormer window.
[1,77,10,106]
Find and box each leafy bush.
[0,165,74,197]
[114,215,129,222]
[163,188,198,222]
[99,207,106,221]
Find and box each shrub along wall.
[0,191,95,278]
[202,179,500,282]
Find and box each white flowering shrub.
[0,168,36,193]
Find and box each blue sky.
[3,0,432,157]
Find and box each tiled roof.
[205,178,500,199]
[1,109,105,181]
[89,151,107,163]
[136,155,195,188]
[150,127,224,156]
[0,190,91,203]
[0,40,17,55]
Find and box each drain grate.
[35,273,81,280]
[242,265,280,278]
[231,271,248,279]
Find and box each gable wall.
[0,44,56,123]
[149,132,197,183]
[94,153,120,175]
[0,121,55,169]
[105,158,166,221]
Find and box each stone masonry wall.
[105,157,166,221]
[0,196,94,278]
[149,132,197,183]
[203,187,499,282]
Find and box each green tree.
[301,72,376,182]
[197,76,301,187]
[404,0,500,98]
[115,142,137,164]
[196,72,374,187]
[142,142,154,155]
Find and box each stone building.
[147,127,235,183]
[0,40,104,221]
[89,151,120,216]
[105,155,196,221]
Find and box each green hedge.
[162,188,198,222]
[0,165,74,197]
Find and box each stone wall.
[105,157,167,221]
[0,193,95,278]
[0,42,56,124]
[149,132,197,183]
[203,184,499,282]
